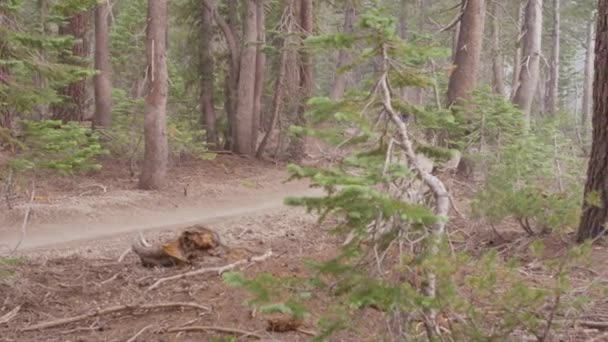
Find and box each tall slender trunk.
[512,0,543,125]
[53,10,90,122]
[288,0,314,161]
[545,0,560,115]
[577,0,608,242]
[252,0,266,149]
[582,11,597,132]
[139,0,169,190]
[234,0,258,155]
[510,1,525,99]
[200,4,218,147]
[329,0,355,100]
[93,2,112,128]
[446,0,486,107]
[490,0,506,97]
[210,0,240,150]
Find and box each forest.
[1,0,608,340]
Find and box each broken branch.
[21,302,210,331]
[168,325,263,339]
[146,250,273,291]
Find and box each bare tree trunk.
[490,0,506,97]
[53,11,90,122]
[234,0,258,155]
[139,0,169,190]
[93,2,112,128]
[577,0,608,242]
[510,1,525,99]
[446,0,486,107]
[329,0,355,100]
[252,0,266,149]
[582,11,597,132]
[287,0,314,161]
[545,0,560,115]
[200,4,218,147]
[512,0,543,126]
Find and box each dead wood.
[0,305,20,325]
[131,225,223,267]
[146,249,273,291]
[125,324,153,342]
[21,302,210,332]
[168,325,263,339]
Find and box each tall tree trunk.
[209,0,240,150]
[582,11,597,133]
[93,2,112,128]
[200,4,218,147]
[252,0,266,149]
[139,0,169,190]
[512,0,543,126]
[329,0,355,100]
[545,0,560,115]
[490,0,506,97]
[510,0,525,99]
[53,11,90,122]
[234,0,258,155]
[577,0,608,242]
[288,0,314,161]
[446,0,486,107]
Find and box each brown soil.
[1,158,608,341]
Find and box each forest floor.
[1,155,608,341]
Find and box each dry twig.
[146,250,273,291]
[0,305,21,325]
[21,302,210,331]
[125,324,153,342]
[11,182,35,254]
[167,325,263,339]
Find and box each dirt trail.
[0,180,322,252]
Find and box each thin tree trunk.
[139,0,169,190]
[490,0,506,97]
[200,4,218,147]
[93,2,112,128]
[287,0,313,161]
[582,11,597,133]
[329,0,355,100]
[577,0,608,242]
[234,0,258,155]
[252,0,266,149]
[53,10,90,122]
[510,0,525,99]
[545,0,560,115]
[512,0,543,126]
[446,0,486,107]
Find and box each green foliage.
[9,120,105,175]
[472,120,584,234]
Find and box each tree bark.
[582,11,596,133]
[234,0,258,155]
[490,0,506,97]
[288,0,314,161]
[199,4,218,147]
[446,0,486,108]
[329,0,355,100]
[53,10,90,122]
[93,2,112,128]
[139,0,169,190]
[252,0,266,149]
[512,0,543,126]
[577,0,608,242]
[545,0,560,115]
[510,0,525,99]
